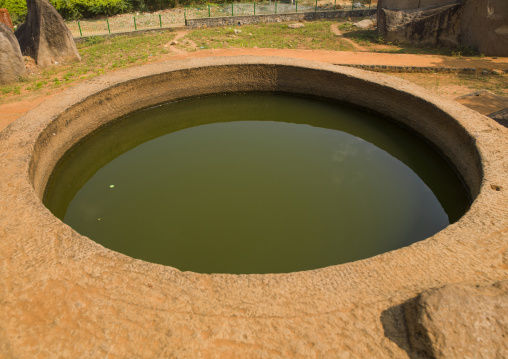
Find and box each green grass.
[186,21,355,51]
[0,31,175,102]
[343,28,484,57]
[0,20,504,104]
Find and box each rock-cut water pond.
[44,93,471,274]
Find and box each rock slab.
[377,0,508,56]
[354,19,374,29]
[0,23,26,84]
[15,0,80,67]
[288,23,304,29]
[404,281,508,359]
[382,3,463,47]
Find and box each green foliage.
[2,0,138,23]
[451,46,481,58]
[1,0,197,24]
[52,0,131,20]
[0,0,28,24]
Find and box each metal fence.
[68,0,378,37]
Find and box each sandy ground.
[1,42,507,132]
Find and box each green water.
[44,93,470,274]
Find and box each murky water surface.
[44,93,470,274]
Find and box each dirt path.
[330,23,366,52]
[164,30,197,55]
[1,47,506,132]
[162,47,508,69]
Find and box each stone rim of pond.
[0,56,506,355]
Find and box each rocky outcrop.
[15,0,80,68]
[377,0,460,37]
[354,19,374,30]
[461,0,508,57]
[0,23,26,85]
[404,281,508,359]
[381,3,463,47]
[377,0,508,56]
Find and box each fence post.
[78,21,83,37]
[315,0,318,12]
[159,13,162,27]
[106,18,111,33]
[295,1,297,13]
[231,3,234,16]
[369,0,371,9]
[133,16,137,30]
[275,1,277,14]
[254,2,256,15]
[184,7,187,25]
[208,4,211,17]
[351,0,354,10]
[334,0,336,10]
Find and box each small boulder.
[0,23,26,84]
[15,0,80,68]
[170,40,178,45]
[233,29,242,34]
[288,23,304,29]
[353,19,374,30]
[404,281,508,359]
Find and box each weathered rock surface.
[461,0,508,57]
[15,0,80,67]
[354,19,374,29]
[455,90,508,116]
[0,23,26,84]
[381,3,463,47]
[377,0,508,56]
[377,0,460,36]
[404,281,508,359]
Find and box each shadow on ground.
[380,302,432,359]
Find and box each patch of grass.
[0,85,21,95]
[0,31,176,103]
[343,29,382,46]
[186,21,355,51]
[343,28,484,57]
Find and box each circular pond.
[44,93,470,274]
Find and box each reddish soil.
[1,44,507,132]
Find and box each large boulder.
[377,0,461,37]
[404,281,508,359]
[15,0,80,68]
[377,0,508,56]
[381,3,463,47]
[461,0,508,56]
[0,23,26,85]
